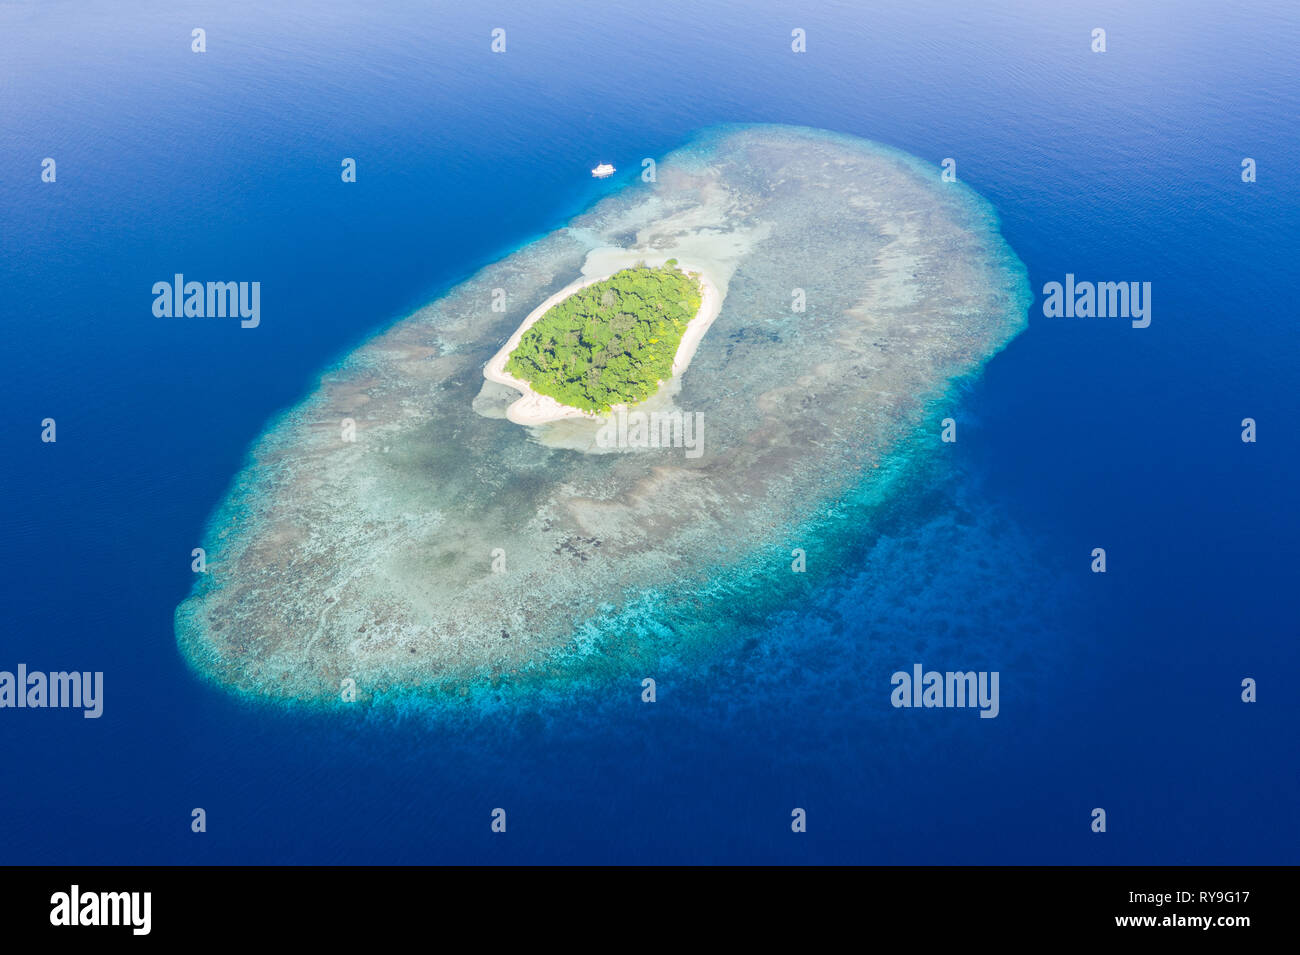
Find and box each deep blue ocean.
[2,0,1296,864]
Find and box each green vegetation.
[505,261,702,412]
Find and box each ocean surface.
[2,0,1296,864]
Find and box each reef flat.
[175,124,1031,706]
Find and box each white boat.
[591,162,615,178]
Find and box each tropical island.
[483,257,722,425]
[175,124,1032,706]
[506,262,701,412]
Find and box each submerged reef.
[175,124,1031,706]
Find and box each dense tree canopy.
[505,261,702,412]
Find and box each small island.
[176,125,1033,706]
[484,258,722,425]
[507,261,700,412]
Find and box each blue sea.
[2,0,1296,864]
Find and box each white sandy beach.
[483,257,724,426]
